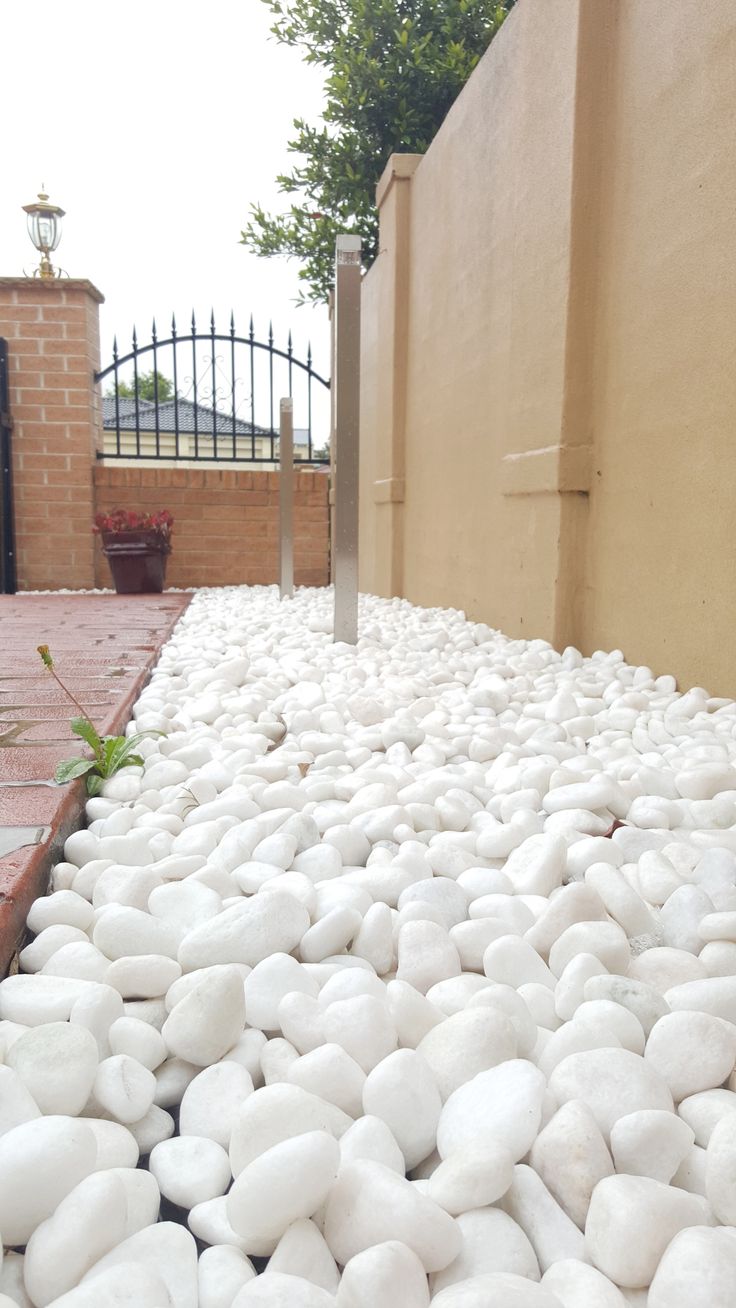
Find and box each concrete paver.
[0,592,191,973]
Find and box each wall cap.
[376,154,423,209]
[0,277,105,303]
[373,477,405,504]
[501,443,592,496]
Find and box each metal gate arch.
[95,311,330,464]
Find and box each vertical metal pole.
[279,397,294,599]
[333,235,361,643]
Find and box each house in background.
[101,396,320,466]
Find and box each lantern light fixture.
[22,187,65,279]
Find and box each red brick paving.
[0,592,191,974]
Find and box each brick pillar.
[0,277,104,590]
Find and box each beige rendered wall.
[359,0,736,694]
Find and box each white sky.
[1,0,332,434]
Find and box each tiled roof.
[102,396,268,437]
[102,397,314,446]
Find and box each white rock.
[678,1087,736,1145]
[0,1064,41,1136]
[42,1262,171,1307]
[336,1241,429,1307]
[245,954,318,1031]
[323,1159,461,1272]
[483,936,556,989]
[361,1048,441,1168]
[665,976,736,1022]
[427,1141,514,1214]
[198,1245,256,1308]
[179,1061,254,1147]
[644,1010,736,1100]
[549,922,630,978]
[6,1020,97,1116]
[500,1164,588,1271]
[178,892,310,970]
[108,1016,167,1070]
[26,890,94,934]
[0,1116,97,1245]
[338,1113,405,1174]
[584,1174,710,1288]
[396,921,461,994]
[93,1054,156,1123]
[705,1112,736,1223]
[24,1170,128,1306]
[529,1100,613,1229]
[503,834,567,897]
[162,966,245,1065]
[149,1135,231,1207]
[84,1119,140,1170]
[416,1007,517,1100]
[80,1221,198,1308]
[288,1044,365,1118]
[437,1060,546,1162]
[231,1272,336,1306]
[321,995,397,1072]
[268,1218,340,1293]
[227,1131,340,1251]
[93,905,179,960]
[610,1109,694,1182]
[19,924,90,973]
[647,1225,736,1307]
[385,980,444,1047]
[548,1048,673,1140]
[541,1259,627,1307]
[230,1084,351,1177]
[429,1207,540,1290]
[431,1274,565,1307]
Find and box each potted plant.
[93,508,174,594]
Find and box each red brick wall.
[0,278,103,591]
[93,466,330,589]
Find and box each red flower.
[93,508,174,542]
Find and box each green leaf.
[71,717,104,761]
[86,773,105,797]
[98,734,147,778]
[55,757,97,785]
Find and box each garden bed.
[1,584,735,1307]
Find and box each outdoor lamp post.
[22,188,65,279]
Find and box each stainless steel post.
[279,396,294,599]
[333,234,361,644]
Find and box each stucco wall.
[359,0,736,694]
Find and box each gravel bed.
[2,584,736,1307]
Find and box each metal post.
[333,235,361,643]
[279,397,294,599]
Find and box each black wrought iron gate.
[0,340,16,594]
[95,312,330,464]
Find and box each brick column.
[0,278,104,590]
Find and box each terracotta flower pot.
[101,529,171,594]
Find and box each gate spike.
[191,310,196,334]
[230,310,235,336]
[249,314,254,341]
[171,313,177,338]
[210,308,215,333]
[132,325,138,348]
[287,330,293,356]
[112,335,118,360]
[307,341,312,367]
[268,320,274,346]
[152,317,157,342]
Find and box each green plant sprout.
[37,645,157,796]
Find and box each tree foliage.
[107,370,175,403]
[241,0,515,304]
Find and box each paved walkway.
[0,592,191,972]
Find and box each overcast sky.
[2,0,331,429]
